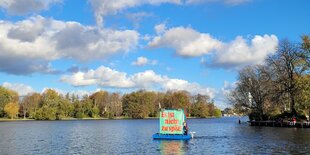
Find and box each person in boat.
[183,121,188,135]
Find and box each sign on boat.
[152,109,194,140]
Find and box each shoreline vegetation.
[229,35,310,124]
[0,116,223,122]
[0,87,222,121]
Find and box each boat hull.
[152,133,191,140]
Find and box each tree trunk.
[290,94,296,115]
[23,110,26,119]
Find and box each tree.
[122,91,149,118]
[301,35,310,67]
[20,93,41,119]
[268,40,306,115]
[57,97,74,119]
[106,93,123,118]
[35,89,60,120]
[81,95,93,117]
[35,105,57,120]
[190,94,210,117]
[4,102,19,119]
[0,87,19,117]
[90,91,109,116]
[162,91,190,109]
[214,109,222,118]
[229,65,273,120]
[296,75,310,117]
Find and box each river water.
[0,117,309,154]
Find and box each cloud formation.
[148,26,278,68]
[60,65,215,98]
[132,56,157,66]
[89,0,181,26]
[149,26,222,57]
[0,16,139,75]
[2,82,35,96]
[211,35,278,68]
[0,0,61,15]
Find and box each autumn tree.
[20,93,41,119]
[161,91,190,109]
[4,102,19,119]
[296,75,310,117]
[190,94,210,117]
[90,91,109,116]
[106,93,123,118]
[229,65,273,120]
[0,87,19,117]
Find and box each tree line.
[0,88,222,120]
[229,35,310,121]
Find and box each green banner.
[159,109,185,134]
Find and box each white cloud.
[89,0,182,26]
[0,0,61,15]
[2,82,35,96]
[211,35,278,68]
[149,26,278,68]
[1,82,93,98]
[148,26,223,57]
[61,66,135,88]
[155,23,167,34]
[60,65,215,97]
[0,16,139,74]
[132,56,157,66]
[162,79,216,99]
[213,81,237,109]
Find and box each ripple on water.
[0,118,309,154]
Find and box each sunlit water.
[1,117,310,154]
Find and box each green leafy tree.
[57,97,74,119]
[214,109,222,118]
[122,91,144,118]
[190,94,210,117]
[35,89,60,120]
[35,106,57,120]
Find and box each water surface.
[0,117,309,154]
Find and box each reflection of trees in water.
[159,140,188,155]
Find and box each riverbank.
[249,120,310,128]
[0,116,222,122]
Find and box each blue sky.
[0,0,309,109]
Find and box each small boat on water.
[152,109,194,140]
[153,133,192,140]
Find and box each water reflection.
[0,118,310,154]
[159,140,188,155]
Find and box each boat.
[152,133,191,140]
[152,109,194,140]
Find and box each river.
[0,117,310,154]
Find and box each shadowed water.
[0,117,310,154]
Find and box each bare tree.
[267,40,305,115]
[229,65,272,120]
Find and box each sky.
[0,0,309,109]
